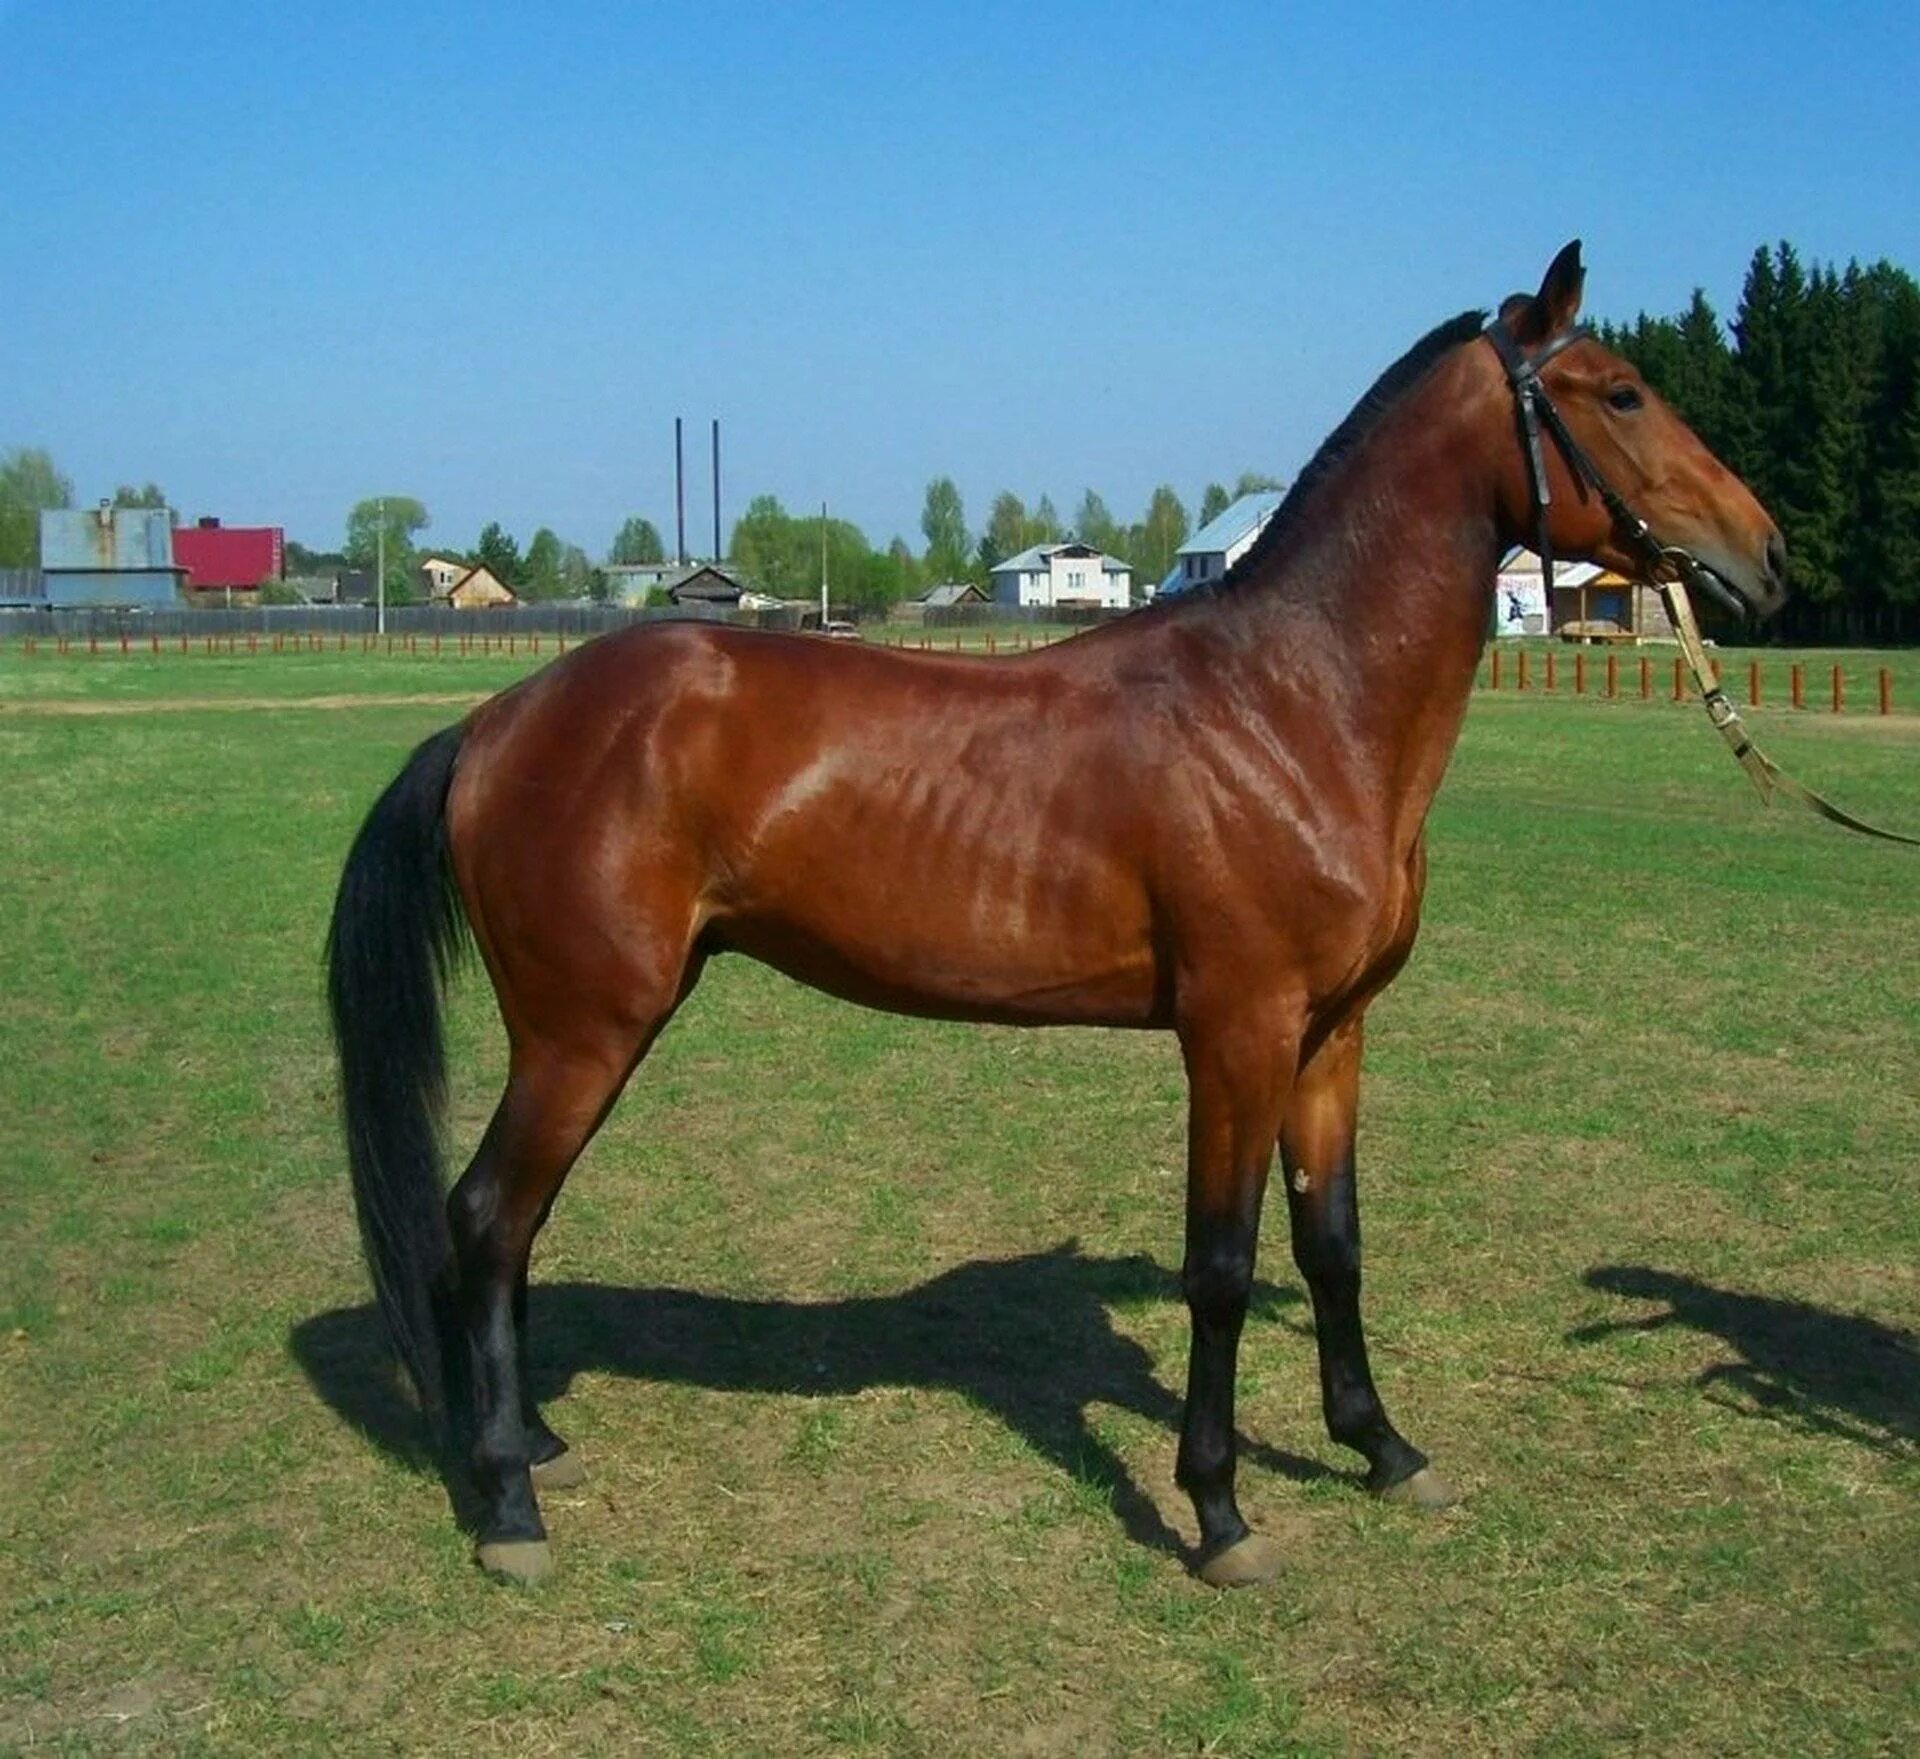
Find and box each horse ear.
[1505,240,1586,345]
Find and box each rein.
[1485,319,1920,849]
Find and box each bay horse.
[328,243,1786,1587]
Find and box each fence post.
[1880,668,1892,716]
[1606,652,1618,698]
[1544,650,1556,692]
[1639,656,1651,699]
[1517,648,1530,691]
[1490,649,1502,690]
[1831,664,1844,713]
[1791,663,1805,709]
[1748,660,1761,707]
[1672,656,1685,701]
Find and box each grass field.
[2,642,1915,1756]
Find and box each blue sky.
[5,1,1917,557]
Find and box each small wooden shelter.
[443,564,518,610]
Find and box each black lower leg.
[449,1177,543,1543]
[511,1258,567,1467]
[1283,1152,1425,1490]
[1177,1216,1256,1553]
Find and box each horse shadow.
[1570,1264,1919,1456]
[288,1243,1334,1561]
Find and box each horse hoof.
[530,1449,586,1491]
[1377,1466,1457,1511]
[476,1538,553,1586]
[1196,1532,1286,1589]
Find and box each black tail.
[326,723,471,1445]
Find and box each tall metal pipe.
[674,417,686,565]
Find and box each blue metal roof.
[41,506,176,572]
[1179,490,1284,558]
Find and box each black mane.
[1205,307,1489,594]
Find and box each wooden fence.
[1480,649,1899,715]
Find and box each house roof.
[174,524,283,590]
[920,581,986,606]
[990,542,1130,576]
[40,505,176,572]
[1180,491,1285,558]
[670,564,749,602]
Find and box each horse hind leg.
[446,996,678,1585]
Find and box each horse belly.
[712,836,1160,1028]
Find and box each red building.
[172,518,284,602]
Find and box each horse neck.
[1205,355,1508,839]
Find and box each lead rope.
[1657,564,1920,847]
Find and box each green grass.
[1,642,1915,1755]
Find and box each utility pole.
[820,501,829,627]
[375,496,386,637]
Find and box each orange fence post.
[1517,649,1530,691]
[1880,668,1893,716]
[1790,663,1804,709]
[1831,664,1844,713]
[1490,649,1502,690]
[1639,656,1651,699]
[1748,660,1761,707]
[1606,652,1618,698]
[1544,650,1556,692]
[1574,651,1586,694]
[1672,656,1685,701]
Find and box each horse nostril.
[1765,531,1787,586]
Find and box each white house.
[990,541,1131,610]
[1156,490,1284,597]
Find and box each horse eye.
[1607,385,1643,413]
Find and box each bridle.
[1483,316,1920,848]
[1484,317,1746,618]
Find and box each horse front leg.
[1280,1018,1453,1509]
[1176,1000,1299,1588]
